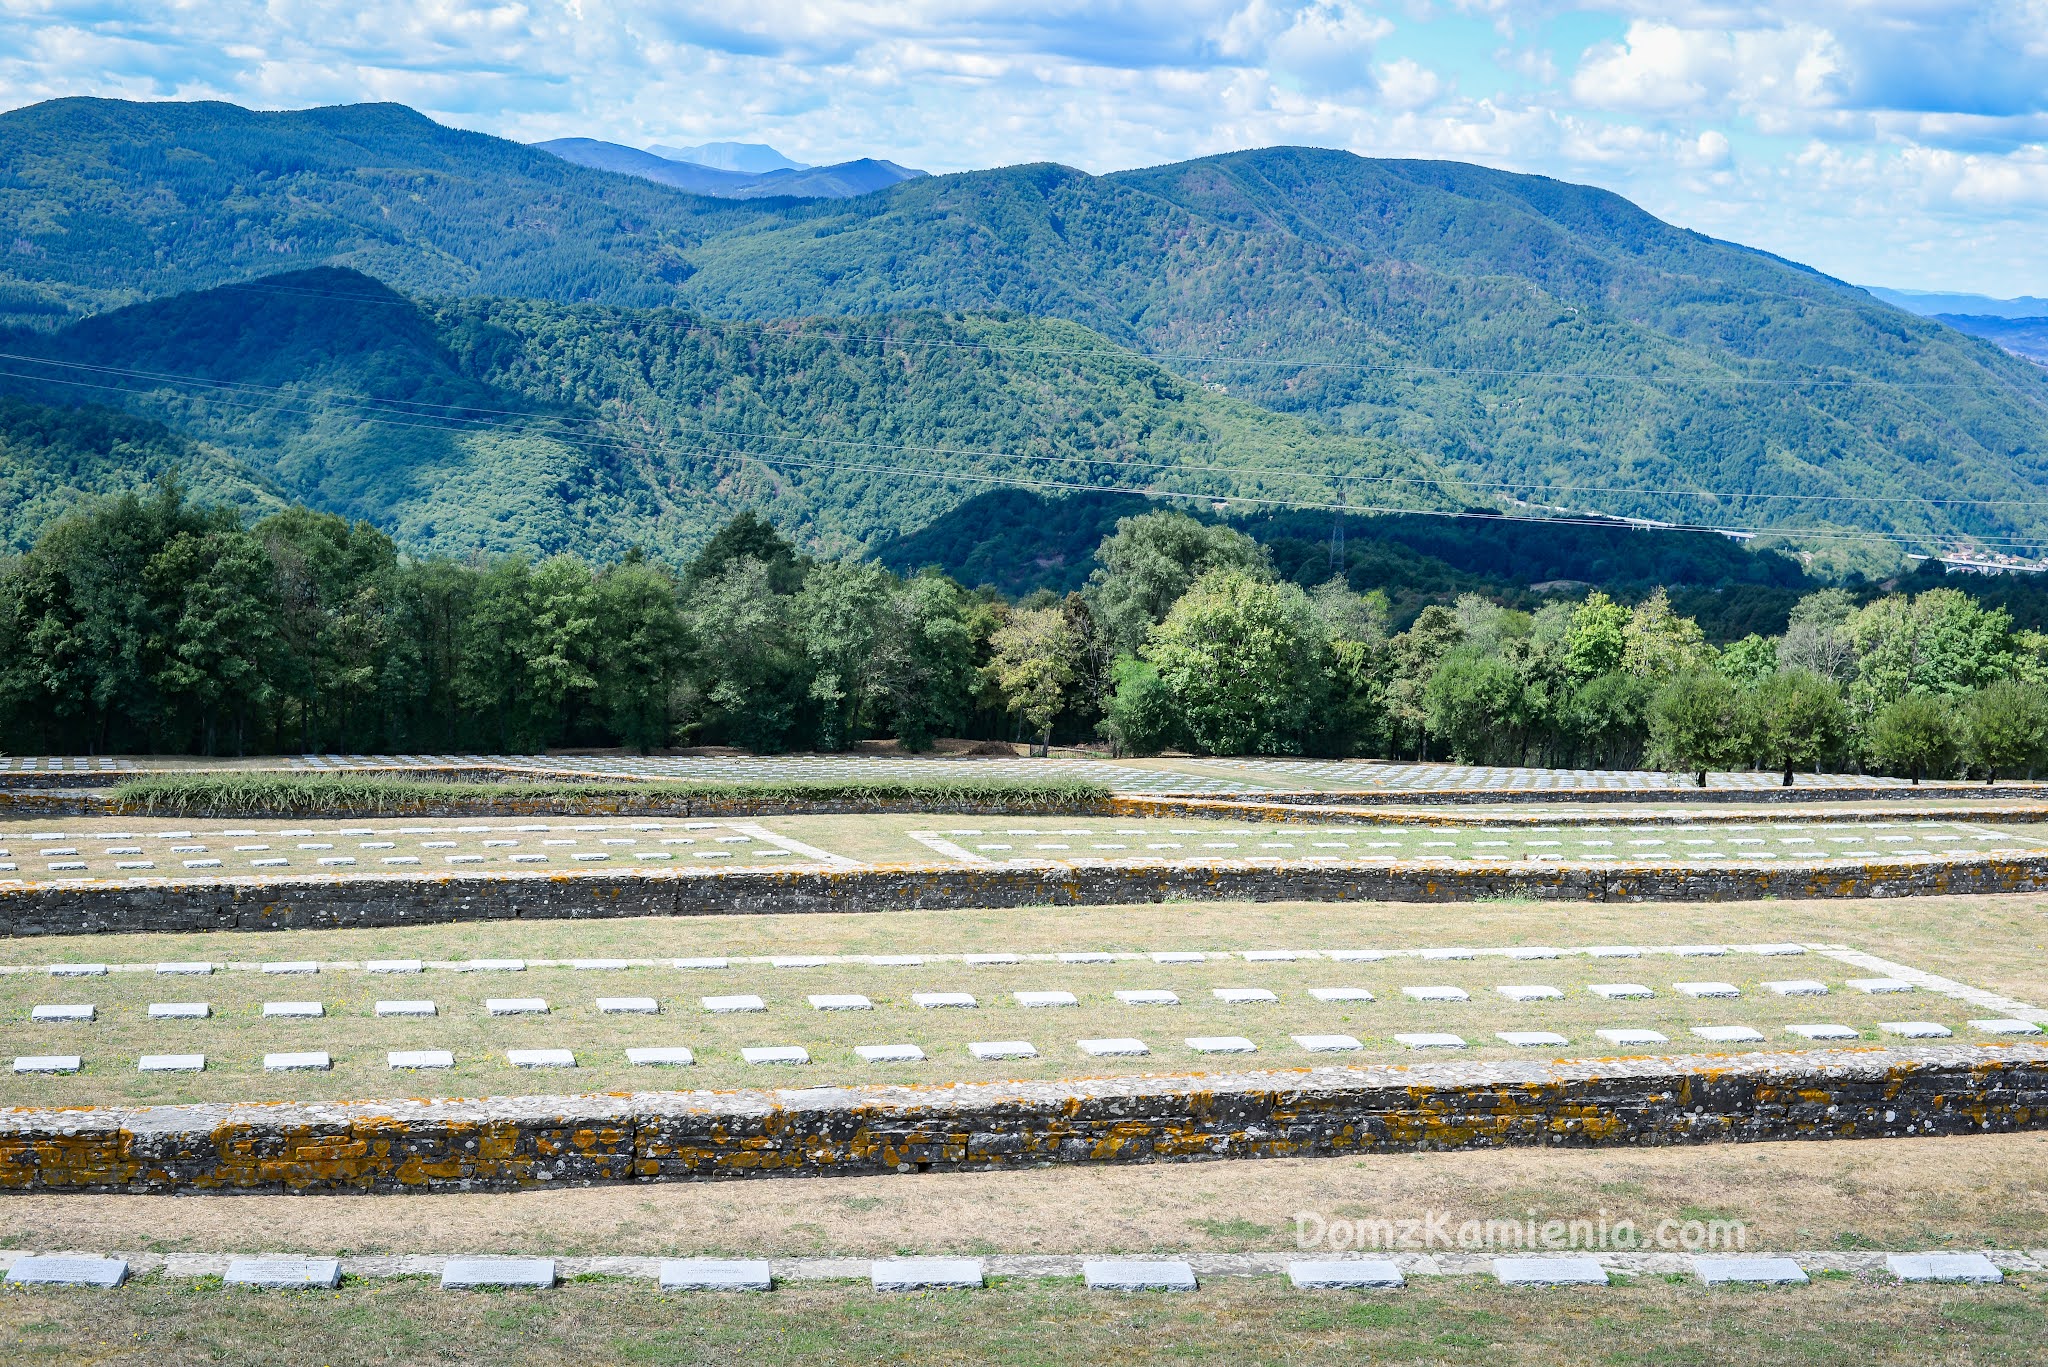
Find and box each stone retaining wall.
[5,854,2048,938]
[3,1044,2040,1194]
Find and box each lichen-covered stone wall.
[2,1045,2040,1194]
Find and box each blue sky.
[3,2,2044,294]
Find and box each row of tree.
[5,484,2047,782]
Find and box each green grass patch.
[108,773,1113,818]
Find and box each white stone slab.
[968,1040,1036,1060]
[1083,1259,1196,1291]
[913,992,977,1008]
[459,959,526,973]
[1879,1021,1952,1038]
[223,1256,343,1289]
[1694,1256,1808,1285]
[1292,1034,1363,1052]
[1493,1257,1608,1286]
[1498,1031,1569,1047]
[1288,1259,1404,1289]
[507,1049,577,1068]
[742,1046,810,1065]
[1595,1029,1668,1046]
[808,994,873,1010]
[5,1255,127,1288]
[962,954,1020,966]
[365,960,423,974]
[1395,1032,1467,1049]
[1496,985,1562,1001]
[1213,988,1278,1004]
[48,964,107,977]
[1115,990,1179,1006]
[626,1047,696,1066]
[855,1044,926,1063]
[1746,943,1808,956]
[1671,945,1728,957]
[703,995,766,1013]
[660,1258,771,1291]
[139,1053,205,1071]
[441,1257,555,1289]
[771,956,829,969]
[674,958,730,970]
[1586,946,1641,958]
[263,1001,324,1018]
[389,1050,455,1069]
[149,1002,210,1019]
[871,1258,984,1291]
[1786,1024,1860,1040]
[264,1051,331,1071]
[1325,950,1389,962]
[1150,951,1207,963]
[1886,1253,2003,1283]
[155,962,214,975]
[1307,987,1374,1002]
[1505,947,1563,960]
[14,1055,81,1073]
[261,961,319,976]
[1970,1018,2042,1035]
[1078,1037,1148,1056]
[1764,980,1828,996]
[1014,991,1078,1008]
[1185,1036,1257,1053]
[1673,982,1740,998]
[597,997,659,1014]
[1402,986,1470,1002]
[1589,984,1654,999]
[1691,1026,1766,1043]
[1848,978,1914,994]
[31,1004,93,1022]
[376,1000,437,1017]
[487,998,548,1015]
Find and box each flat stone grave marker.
[597,997,659,1014]
[48,964,107,977]
[855,1044,925,1063]
[1694,1256,1808,1285]
[703,995,766,1013]
[1326,950,1388,962]
[225,1256,343,1289]
[1287,1260,1403,1289]
[1307,987,1373,1002]
[376,1000,437,1017]
[1185,1036,1257,1053]
[1847,978,1913,994]
[1394,1032,1466,1049]
[1969,1019,2042,1035]
[1588,984,1654,999]
[1498,1031,1569,1047]
[389,1050,454,1069]
[1879,1021,1952,1038]
[771,956,829,969]
[1115,990,1178,1006]
[675,958,730,970]
[156,962,213,976]
[808,994,872,1011]
[459,959,526,973]
[1014,991,1078,1008]
[1887,1253,2003,1283]
[1691,1026,1766,1043]
[261,962,319,976]
[741,1046,809,1065]
[1150,952,1206,964]
[1674,982,1739,998]
[1786,1024,1860,1040]
[962,954,1020,966]
[1763,980,1828,996]
[626,1047,696,1066]
[1747,944,1807,956]
[1586,946,1641,958]
[14,1055,81,1073]
[441,1257,555,1289]
[871,1258,985,1291]
[487,998,548,1015]
[31,1004,93,1022]
[1292,1034,1362,1052]
[913,992,976,1008]
[1505,948,1563,960]
[5,1255,127,1288]
[140,1053,205,1072]
[1419,949,1474,960]
[149,1003,209,1019]
[1213,988,1278,1004]
[1493,1257,1608,1286]
[1672,946,1728,957]
[1078,1037,1148,1056]
[1496,986,1562,1001]
[263,1002,324,1018]
[264,1052,331,1072]
[1595,1029,1668,1046]
[1083,1259,1196,1292]
[1402,986,1469,1002]
[968,1040,1036,1060]
[508,1049,576,1068]
[365,960,423,974]
[1057,952,1113,964]
[659,1258,771,1291]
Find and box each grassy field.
[2,1273,2044,1366]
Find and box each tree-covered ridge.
[0,268,1469,559]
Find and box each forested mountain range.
[0,267,1466,558]
[3,98,2046,557]
[534,137,925,199]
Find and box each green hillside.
[0,268,1467,559]
[3,98,2046,554]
